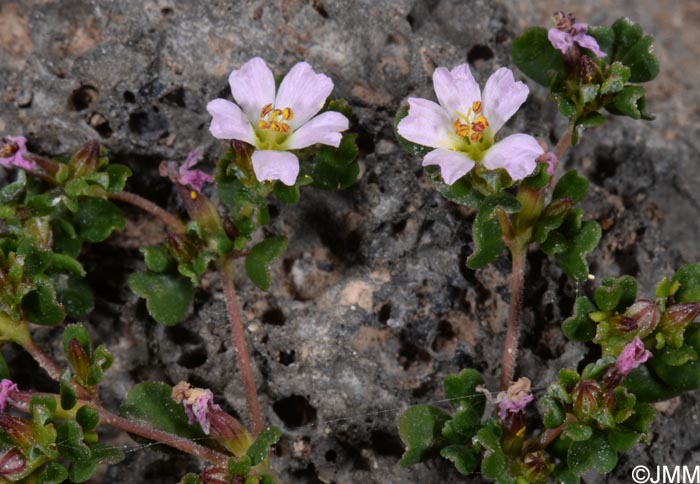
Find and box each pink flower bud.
[614,336,651,377]
[0,379,18,412]
[0,448,26,477]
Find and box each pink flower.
[547,12,606,58]
[397,64,544,185]
[496,377,534,422]
[0,136,36,171]
[167,149,213,193]
[172,382,221,435]
[614,336,651,377]
[207,57,349,186]
[541,151,558,175]
[0,379,18,412]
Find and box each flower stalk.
[500,248,527,391]
[220,257,264,434]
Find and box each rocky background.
[1,0,699,482]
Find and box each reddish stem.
[21,339,63,382]
[554,127,573,163]
[9,391,229,467]
[220,258,264,434]
[500,249,526,391]
[108,191,186,234]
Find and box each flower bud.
[200,467,235,484]
[605,336,652,388]
[0,379,18,412]
[660,303,700,345]
[571,379,602,422]
[69,140,101,177]
[0,448,26,477]
[497,378,533,455]
[614,299,660,338]
[0,415,35,450]
[521,450,552,482]
[68,339,91,383]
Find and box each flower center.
[552,11,576,32]
[0,139,19,158]
[258,103,294,134]
[453,101,490,143]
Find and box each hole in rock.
[69,85,98,111]
[278,349,295,366]
[128,108,170,140]
[431,319,456,352]
[398,341,431,370]
[166,325,204,345]
[467,44,494,64]
[324,449,337,462]
[312,0,329,18]
[377,303,392,323]
[273,395,317,428]
[371,430,404,457]
[178,346,207,369]
[161,86,186,107]
[262,307,286,326]
[123,91,136,103]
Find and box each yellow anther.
[190,191,198,200]
[472,101,482,114]
[260,104,273,118]
[282,107,293,120]
[470,132,482,142]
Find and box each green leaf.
[53,274,94,317]
[22,281,66,326]
[74,198,125,243]
[475,425,507,479]
[563,297,598,341]
[228,456,252,476]
[37,462,69,484]
[60,371,77,411]
[600,62,631,95]
[105,164,132,193]
[539,396,565,428]
[244,236,288,291]
[563,422,593,442]
[56,420,91,461]
[127,271,193,325]
[272,182,300,204]
[567,434,617,475]
[247,426,282,466]
[610,18,660,82]
[466,193,520,270]
[608,427,642,453]
[0,171,27,204]
[440,444,478,475]
[556,221,602,281]
[511,27,566,86]
[312,133,360,190]
[588,26,615,57]
[444,369,485,414]
[398,405,450,467]
[76,406,99,432]
[120,382,207,442]
[51,218,82,258]
[572,112,606,145]
[606,86,653,120]
[141,246,173,273]
[672,264,700,303]
[552,170,589,204]
[47,253,85,276]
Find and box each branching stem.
[108,191,186,234]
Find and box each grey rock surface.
[2,0,699,483]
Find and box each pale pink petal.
[228,57,276,122]
[286,111,349,150]
[573,32,607,58]
[0,379,18,412]
[397,98,456,149]
[614,336,651,376]
[482,67,530,134]
[206,99,255,144]
[422,148,475,185]
[497,393,533,421]
[274,61,334,129]
[432,64,481,118]
[0,136,36,171]
[548,28,573,54]
[482,134,543,180]
[251,150,299,186]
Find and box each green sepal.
[511,27,566,86]
[228,455,252,476]
[398,405,450,467]
[244,236,288,291]
[127,271,194,325]
[272,182,300,204]
[246,426,282,466]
